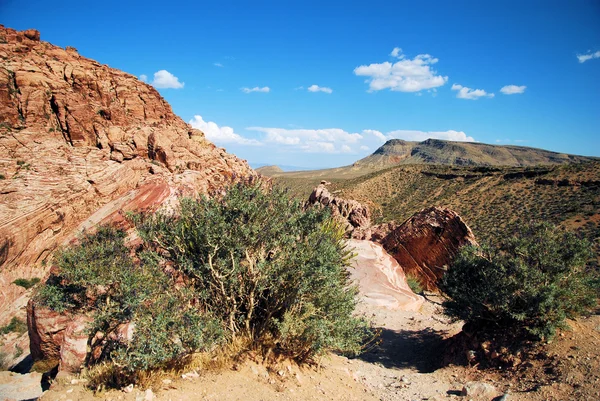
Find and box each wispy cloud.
[189,115,261,146]
[500,85,526,95]
[577,50,600,63]
[451,83,494,100]
[247,127,361,154]
[365,129,475,142]
[241,86,270,93]
[307,84,333,94]
[213,62,224,67]
[354,48,448,92]
[142,70,184,89]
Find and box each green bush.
[0,317,27,335]
[13,277,41,289]
[134,182,370,361]
[36,225,222,372]
[406,274,423,294]
[36,182,369,378]
[440,222,597,341]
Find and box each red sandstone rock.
[27,301,72,362]
[347,239,423,311]
[379,207,477,291]
[307,184,371,235]
[0,25,255,327]
[59,315,93,373]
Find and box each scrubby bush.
[36,225,222,372]
[0,317,27,335]
[36,182,369,379]
[440,222,597,341]
[13,277,41,289]
[133,182,370,361]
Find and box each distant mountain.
[250,163,318,172]
[354,139,596,168]
[256,165,284,175]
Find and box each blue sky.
[3,0,599,168]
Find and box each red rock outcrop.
[379,207,477,290]
[347,239,423,311]
[0,26,255,330]
[307,183,371,236]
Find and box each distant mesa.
[355,138,596,168]
[256,165,284,175]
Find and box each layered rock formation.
[380,207,478,290]
[307,183,371,236]
[347,240,423,311]
[307,184,476,292]
[0,26,255,338]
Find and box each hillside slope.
[0,26,255,331]
[355,138,596,168]
[337,162,600,251]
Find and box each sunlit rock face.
[0,25,255,327]
[347,239,424,311]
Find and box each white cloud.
[139,74,148,83]
[307,84,333,94]
[247,127,362,154]
[360,145,370,151]
[386,129,475,142]
[390,47,402,58]
[362,129,388,142]
[189,115,261,146]
[149,70,184,89]
[577,50,600,63]
[500,85,526,95]
[451,83,494,100]
[354,48,448,92]
[241,86,270,93]
[214,62,224,67]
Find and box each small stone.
[162,379,172,385]
[144,389,154,400]
[461,382,497,399]
[123,384,134,393]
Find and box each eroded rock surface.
[0,26,255,327]
[379,207,477,290]
[307,184,371,236]
[347,240,423,311]
[0,371,44,401]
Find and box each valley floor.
[35,298,600,401]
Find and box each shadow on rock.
[355,326,449,373]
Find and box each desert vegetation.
[440,222,598,342]
[34,182,371,384]
[271,161,600,266]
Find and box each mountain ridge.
[354,138,596,168]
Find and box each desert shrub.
[440,222,597,341]
[13,277,41,289]
[0,317,27,335]
[406,274,423,294]
[36,225,223,372]
[134,182,370,361]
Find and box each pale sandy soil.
[35,298,600,401]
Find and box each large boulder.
[347,240,423,311]
[379,207,477,290]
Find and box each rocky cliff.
[0,26,255,333]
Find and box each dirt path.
[31,298,600,400]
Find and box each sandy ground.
[25,297,600,401]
